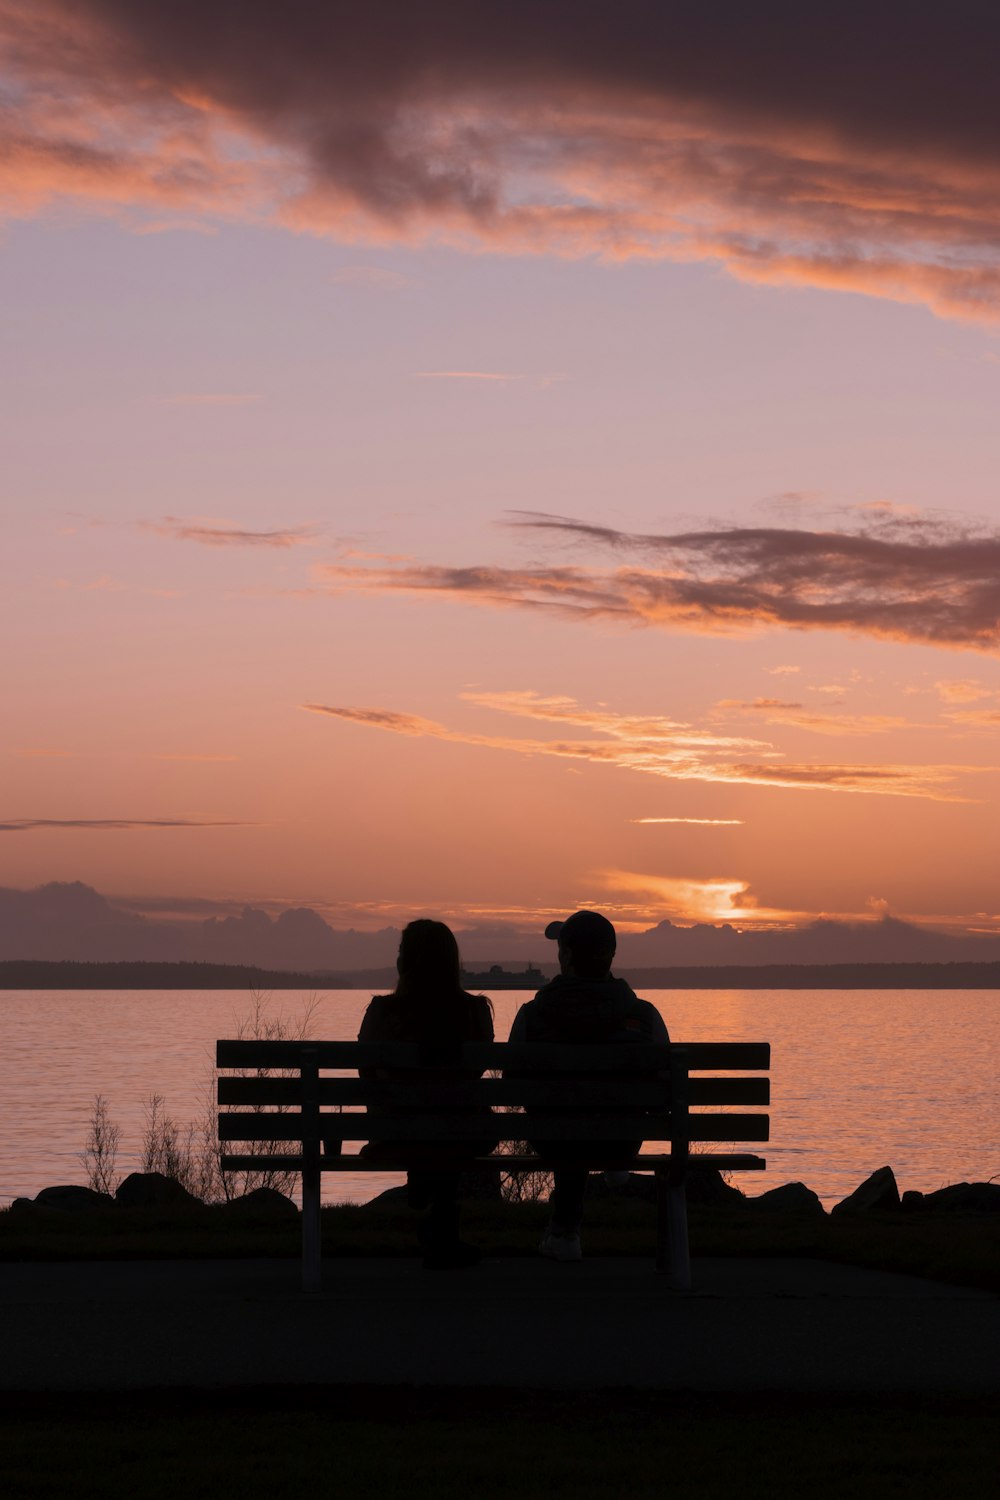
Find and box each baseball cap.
[544,909,617,954]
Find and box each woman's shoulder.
[364,992,397,1013]
[460,988,495,1039]
[358,992,401,1041]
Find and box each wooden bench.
[216,1039,770,1291]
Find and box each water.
[1,988,997,1208]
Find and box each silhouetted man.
[507,909,669,1261]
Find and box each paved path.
[2,1257,997,1393]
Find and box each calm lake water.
[1,988,997,1208]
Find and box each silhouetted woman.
[358,919,494,1268]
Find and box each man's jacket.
[507,973,669,1047]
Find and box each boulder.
[746,1182,826,1217]
[588,1166,744,1207]
[831,1165,900,1216]
[224,1187,299,1219]
[34,1185,114,1213]
[366,1185,409,1207]
[587,1171,657,1204]
[921,1182,1000,1214]
[681,1167,746,1207]
[115,1172,202,1210]
[901,1190,926,1212]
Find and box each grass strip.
[3,1387,997,1500]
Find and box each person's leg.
[415,1169,481,1269]
[407,1168,434,1211]
[538,1155,587,1262]
[549,1166,587,1234]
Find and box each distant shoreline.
[1,959,999,989]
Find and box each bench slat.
[217,1076,769,1107]
[218,1110,769,1143]
[216,1040,770,1071]
[219,1152,768,1173]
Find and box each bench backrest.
[216,1040,770,1150]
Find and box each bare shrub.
[80,1094,122,1195]
[140,1094,199,1192]
[488,1073,552,1205]
[78,987,325,1204]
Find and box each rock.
[115,1172,202,1210]
[34,1185,114,1213]
[747,1182,826,1217]
[921,1182,1000,1214]
[831,1165,900,1216]
[683,1167,746,1207]
[366,1185,409,1207]
[901,1190,926,1211]
[586,1171,657,1204]
[224,1187,299,1219]
[587,1166,744,1207]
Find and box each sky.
[3,1,1000,950]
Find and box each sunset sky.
[4,2,1000,944]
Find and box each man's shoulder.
[629,996,670,1042]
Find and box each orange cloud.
[143,517,319,548]
[632,817,744,826]
[303,693,975,801]
[715,699,912,737]
[934,678,992,703]
[598,872,787,926]
[944,708,1000,728]
[7,5,1000,320]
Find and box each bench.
[216,1039,770,1291]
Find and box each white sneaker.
[539,1230,583,1263]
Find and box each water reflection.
[1,988,996,1207]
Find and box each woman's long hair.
[394,918,463,998]
[392,919,487,1043]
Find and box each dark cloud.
[303,704,446,736]
[322,513,1000,652]
[7,4,1000,317]
[0,818,252,833]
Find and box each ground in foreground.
[3,1387,996,1500]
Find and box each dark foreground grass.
[3,1197,999,1292]
[2,1387,996,1500]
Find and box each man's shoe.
[539,1230,583,1263]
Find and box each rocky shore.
[8,1162,1000,1221]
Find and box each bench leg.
[302,1165,322,1292]
[656,1171,692,1291]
